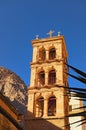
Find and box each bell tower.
[26,32,70,130]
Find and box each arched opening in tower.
[49,48,56,60]
[39,48,46,61]
[36,97,44,117]
[48,70,56,85]
[39,71,45,86]
[48,96,56,116]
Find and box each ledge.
[30,58,64,65]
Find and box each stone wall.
[0,113,18,130]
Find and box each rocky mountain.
[0,66,28,115]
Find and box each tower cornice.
[31,36,64,44]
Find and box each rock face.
[0,66,28,115]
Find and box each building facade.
[69,96,86,130]
[26,32,70,130]
[0,92,24,130]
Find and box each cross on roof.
[47,30,54,37]
[36,35,39,39]
[58,32,61,36]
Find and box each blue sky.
[0,0,86,88]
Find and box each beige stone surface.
[69,96,85,130]
[0,114,18,130]
[27,35,69,130]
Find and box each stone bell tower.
[26,31,70,130]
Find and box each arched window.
[48,70,56,85]
[39,71,45,85]
[48,96,56,116]
[49,48,56,60]
[36,97,44,117]
[39,48,46,61]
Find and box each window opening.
[39,71,45,85]
[48,70,56,85]
[37,97,44,117]
[48,96,56,116]
[39,49,46,61]
[49,48,56,60]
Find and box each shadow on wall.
[12,99,27,115]
[24,111,64,130]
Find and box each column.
[56,48,58,59]
[43,98,48,117]
[46,50,49,60]
[35,104,39,117]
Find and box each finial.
[58,32,61,36]
[47,30,54,37]
[36,35,39,40]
